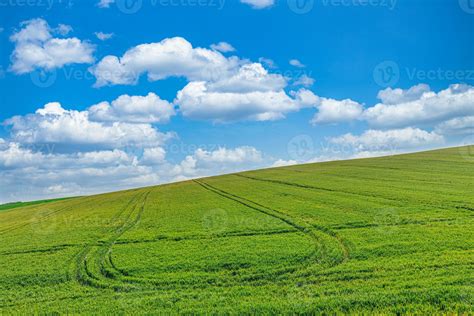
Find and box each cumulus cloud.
[0,140,269,203]
[176,82,318,122]
[434,116,474,136]
[172,61,320,122]
[311,98,364,124]
[313,84,474,137]
[294,74,315,87]
[258,57,276,69]
[95,32,114,41]
[90,37,240,87]
[240,0,274,9]
[210,42,235,53]
[0,142,45,168]
[376,83,431,105]
[289,59,305,68]
[56,24,73,36]
[0,147,157,203]
[89,37,327,123]
[364,84,474,129]
[5,102,172,149]
[272,159,297,167]
[329,127,444,153]
[170,146,264,179]
[141,147,167,165]
[205,63,286,93]
[10,18,94,74]
[89,93,175,124]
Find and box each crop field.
[0,146,473,314]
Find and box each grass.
[0,146,472,314]
[0,197,77,212]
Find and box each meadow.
[0,146,472,314]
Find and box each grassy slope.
[0,146,472,314]
[0,197,77,212]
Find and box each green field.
[0,197,78,213]
[1,146,473,314]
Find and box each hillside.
[0,146,473,314]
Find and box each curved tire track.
[194,179,349,267]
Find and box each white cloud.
[289,59,305,68]
[195,146,262,165]
[315,84,474,137]
[170,146,264,179]
[90,37,240,87]
[172,60,321,123]
[89,37,324,124]
[0,138,162,202]
[176,82,317,122]
[364,84,474,128]
[258,57,276,69]
[299,127,446,164]
[210,42,235,53]
[0,142,45,168]
[76,149,135,166]
[240,0,274,9]
[435,116,474,136]
[142,147,166,165]
[95,32,114,41]
[0,141,268,203]
[272,159,297,167]
[206,63,286,93]
[56,24,73,36]
[312,98,364,124]
[10,18,95,74]
[89,92,175,124]
[376,83,430,105]
[294,74,315,87]
[44,184,70,194]
[97,0,114,8]
[5,102,172,149]
[329,127,444,153]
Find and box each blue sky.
[0,0,473,202]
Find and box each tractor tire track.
[194,179,349,267]
[0,196,105,236]
[234,173,403,205]
[70,191,150,290]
